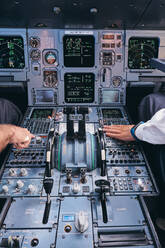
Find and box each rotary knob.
[2,185,9,193]
[9,168,17,177]
[20,168,28,176]
[28,184,36,194]
[16,180,24,189]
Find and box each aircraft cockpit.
[0,0,165,247]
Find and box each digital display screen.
[31,109,53,119]
[62,215,75,222]
[102,109,123,118]
[128,37,159,69]
[36,90,54,103]
[0,36,25,69]
[64,73,95,103]
[102,90,120,103]
[63,35,95,67]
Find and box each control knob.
[9,168,17,177]
[16,180,24,189]
[28,184,36,194]
[75,211,89,233]
[2,185,9,193]
[20,168,28,176]
[31,238,39,247]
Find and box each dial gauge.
[29,37,40,48]
[45,51,57,65]
[30,49,41,61]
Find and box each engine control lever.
[42,178,54,224]
[77,107,89,139]
[46,128,55,177]
[95,179,110,223]
[97,129,107,177]
[63,107,75,139]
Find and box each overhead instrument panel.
[0,36,25,69]
[128,37,159,69]
[64,73,95,103]
[63,35,95,67]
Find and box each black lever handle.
[42,201,51,224]
[95,179,110,223]
[43,178,54,195]
[42,178,54,224]
[46,129,55,177]
[97,129,107,177]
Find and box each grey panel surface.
[92,196,145,227]
[0,229,56,248]
[56,197,93,248]
[4,197,60,229]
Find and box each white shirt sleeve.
[135,108,165,144]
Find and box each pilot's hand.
[9,126,35,149]
[103,125,135,141]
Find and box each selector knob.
[16,180,24,189]
[28,184,36,193]
[75,211,89,233]
[31,238,39,247]
[72,182,80,194]
[64,224,72,233]
[20,168,28,176]
[9,168,17,177]
[2,185,9,193]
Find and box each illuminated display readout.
[62,215,75,222]
[63,35,95,67]
[64,73,95,103]
[128,37,159,69]
[102,109,123,118]
[0,36,25,69]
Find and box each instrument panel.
[0,29,163,106]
